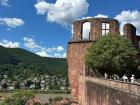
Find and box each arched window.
[82,22,91,40]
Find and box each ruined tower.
[123,23,138,47]
[67,18,120,102]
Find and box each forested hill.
[0,45,67,79]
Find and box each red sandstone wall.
[86,81,140,105]
[67,41,92,101]
[73,18,119,41]
[78,76,86,105]
[123,23,137,45]
[67,18,140,105]
[79,76,140,105]
[67,18,120,102]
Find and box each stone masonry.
[67,18,140,104]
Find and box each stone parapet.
[78,76,140,105]
[83,76,140,95]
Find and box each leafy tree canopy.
[85,33,139,76]
[1,90,35,105]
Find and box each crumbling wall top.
[72,18,120,42]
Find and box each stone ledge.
[68,40,93,44]
[80,76,140,96]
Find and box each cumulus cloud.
[81,16,92,20]
[36,50,48,57]
[23,37,40,49]
[36,51,66,58]
[0,17,25,28]
[80,14,108,20]
[94,14,108,18]
[0,39,20,48]
[46,46,65,52]
[54,52,66,58]
[23,36,65,58]
[0,0,10,6]
[62,52,66,58]
[114,10,140,35]
[36,47,66,58]
[34,0,89,26]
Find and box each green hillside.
[0,46,67,79]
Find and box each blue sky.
[0,0,140,58]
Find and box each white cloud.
[80,14,108,20]
[46,46,65,52]
[54,52,66,58]
[23,37,40,49]
[114,10,140,35]
[81,16,92,20]
[0,39,20,48]
[37,46,65,57]
[36,50,48,57]
[54,53,62,58]
[94,14,108,18]
[34,1,51,15]
[36,51,66,58]
[63,52,66,58]
[34,0,89,26]
[23,36,65,58]
[37,46,66,58]
[0,0,10,6]
[0,17,25,28]
[36,48,66,58]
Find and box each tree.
[1,97,16,105]
[85,34,139,76]
[1,90,35,105]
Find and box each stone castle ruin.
[67,18,140,105]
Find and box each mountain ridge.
[0,45,67,79]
